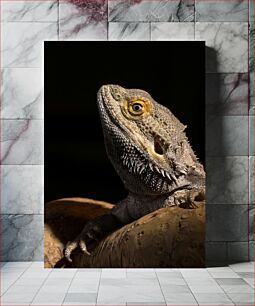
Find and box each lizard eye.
[128,100,145,116]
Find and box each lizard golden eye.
[128,101,145,116]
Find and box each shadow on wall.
[205,47,245,266]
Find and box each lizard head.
[97,84,205,196]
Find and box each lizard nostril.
[154,139,164,155]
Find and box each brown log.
[44,197,205,268]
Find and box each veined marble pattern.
[109,22,150,40]
[108,0,195,22]
[249,25,254,114]
[249,116,254,155]
[2,22,58,68]
[1,0,58,22]
[196,0,248,22]
[1,165,43,214]
[59,1,107,40]
[249,204,254,241]
[249,156,254,205]
[250,0,254,21]
[195,22,248,73]
[1,214,43,261]
[1,68,43,119]
[206,156,249,205]
[206,73,249,116]
[151,22,194,40]
[206,116,248,156]
[1,119,43,165]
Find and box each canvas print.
[44,42,205,268]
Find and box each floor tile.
[215,278,248,285]
[220,284,254,293]
[31,291,66,305]
[160,284,192,294]
[227,292,254,305]
[180,268,212,278]
[193,292,234,305]
[163,293,198,305]
[101,268,126,278]
[64,292,97,303]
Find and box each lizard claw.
[64,235,91,263]
[65,240,79,262]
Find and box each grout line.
[1,262,33,296]
[29,266,53,305]
[154,269,167,306]
[95,268,102,305]
[61,268,78,305]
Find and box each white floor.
[0,262,254,305]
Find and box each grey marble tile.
[1,119,43,165]
[108,0,195,22]
[64,293,97,303]
[109,22,150,40]
[2,0,58,22]
[227,242,249,262]
[249,156,254,204]
[206,242,227,266]
[1,165,43,214]
[195,22,248,73]
[196,0,248,22]
[249,241,254,260]
[206,205,249,242]
[192,293,234,305]
[250,0,254,21]
[1,68,43,119]
[249,204,254,241]
[206,116,248,156]
[151,22,194,40]
[227,292,254,305]
[206,73,249,116]
[59,1,107,40]
[249,116,254,155]
[206,156,249,204]
[1,214,43,261]
[249,24,254,114]
[2,22,58,68]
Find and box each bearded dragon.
[65,85,205,262]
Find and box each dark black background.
[45,41,205,203]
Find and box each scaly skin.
[64,85,205,262]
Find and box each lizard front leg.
[64,213,121,262]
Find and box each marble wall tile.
[249,25,254,114]
[249,156,254,204]
[206,205,249,242]
[196,0,248,22]
[2,22,58,68]
[249,116,254,155]
[206,156,249,205]
[205,242,227,266]
[206,116,248,156]
[227,242,249,262]
[1,119,43,165]
[151,22,194,40]
[249,241,254,260]
[2,0,58,22]
[249,205,254,241]
[195,22,248,73]
[59,1,107,40]
[108,0,195,22]
[109,22,150,40]
[1,165,43,214]
[1,68,43,119]
[206,73,249,116]
[0,214,43,261]
[250,0,254,21]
